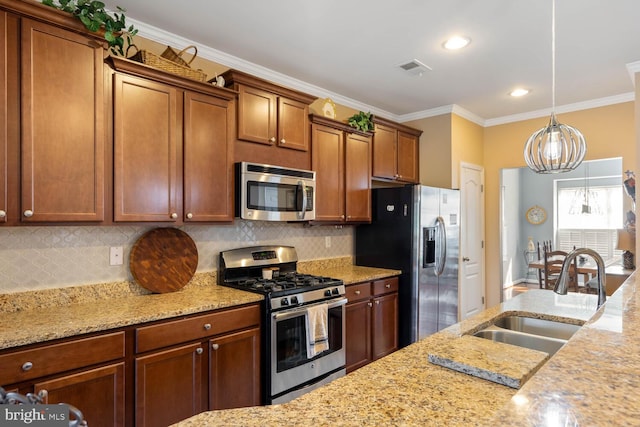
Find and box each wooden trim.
[222,68,316,105]
[373,116,423,136]
[108,56,237,101]
[309,114,373,137]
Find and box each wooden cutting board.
[130,228,199,293]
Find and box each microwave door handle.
[297,180,307,220]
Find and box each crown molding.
[130,18,636,130]
[485,93,635,127]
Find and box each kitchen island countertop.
[174,272,640,426]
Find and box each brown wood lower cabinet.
[345,277,399,373]
[0,332,125,427]
[134,304,261,426]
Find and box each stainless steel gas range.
[219,246,346,404]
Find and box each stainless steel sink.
[471,316,583,355]
[492,316,581,340]
[473,329,568,355]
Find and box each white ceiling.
[105,0,640,125]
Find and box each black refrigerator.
[355,185,460,347]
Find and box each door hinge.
[481,184,484,192]
[482,296,485,305]
[481,240,484,249]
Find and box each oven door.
[270,297,346,399]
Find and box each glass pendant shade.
[524,113,587,173]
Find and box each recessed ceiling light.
[443,36,471,50]
[510,88,530,97]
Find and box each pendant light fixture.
[523,0,587,173]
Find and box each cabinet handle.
[23,210,33,218]
[203,323,211,330]
[368,302,372,307]
[280,138,286,144]
[196,348,203,355]
[22,361,33,371]
[212,343,219,350]
[186,212,193,219]
[385,283,391,288]
[269,137,276,143]
[354,290,361,295]
[0,210,5,218]
[170,212,178,219]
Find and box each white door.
[460,163,485,319]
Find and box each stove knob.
[290,296,299,305]
[281,297,289,306]
[324,289,332,297]
[332,288,339,295]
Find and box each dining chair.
[541,250,579,291]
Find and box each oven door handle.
[272,298,348,320]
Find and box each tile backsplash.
[0,221,353,293]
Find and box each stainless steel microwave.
[236,162,316,222]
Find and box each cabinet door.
[372,123,397,180]
[311,124,344,222]
[345,133,371,222]
[277,97,309,151]
[397,131,419,183]
[345,299,372,373]
[135,343,204,427]
[113,74,181,222]
[237,84,277,145]
[21,19,105,222]
[34,363,125,427]
[183,91,233,222]
[209,328,261,410]
[0,11,8,224]
[372,292,399,360]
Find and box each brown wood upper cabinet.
[372,117,422,184]
[222,69,316,169]
[110,57,235,223]
[3,14,107,224]
[310,115,371,223]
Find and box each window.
[556,183,623,260]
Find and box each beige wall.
[483,102,636,307]
[451,114,484,188]
[405,114,453,187]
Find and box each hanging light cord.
[551,0,556,112]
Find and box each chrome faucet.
[554,248,607,309]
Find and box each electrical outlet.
[325,236,331,248]
[110,246,124,266]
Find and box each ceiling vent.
[397,59,432,76]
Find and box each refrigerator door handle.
[435,216,447,276]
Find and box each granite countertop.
[174,274,640,426]
[0,259,400,350]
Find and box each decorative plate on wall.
[321,98,336,119]
[526,205,547,225]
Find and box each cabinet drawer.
[373,277,399,296]
[136,304,261,353]
[346,282,372,303]
[0,332,125,385]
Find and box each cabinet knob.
[280,138,286,144]
[354,290,361,295]
[269,137,276,143]
[196,347,203,355]
[341,215,345,219]
[170,212,178,219]
[375,300,380,305]
[203,323,211,330]
[186,212,193,219]
[0,210,5,218]
[385,283,391,288]
[22,361,33,371]
[212,343,219,350]
[368,302,373,307]
[23,210,33,218]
